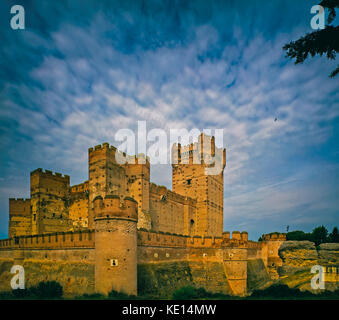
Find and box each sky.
[0,0,338,240]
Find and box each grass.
[0,283,338,300]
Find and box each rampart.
[0,230,95,249]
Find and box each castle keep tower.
[88,143,151,230]
[172,134,226,237]
[88,143,127,228]
[94,195,138,296]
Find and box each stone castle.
[0,134,288,297]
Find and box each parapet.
[223,231,248,241]
[9,198,31,217]
[241,231,248,241]
[222,231,248,247]
[89,142,150,166]
[93,195,138,221]
[171,133,226,169]
[88,142,111,153]
[232,231,241,240]
[30,168,70,181]
[222,231,230,240]
[70,181,89,194]
[262,233,286,241]
[124,153,151,166]
[9,198,31,202]
[0,230,95,249]
[150,183,196,205]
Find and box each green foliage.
[251,284,304,298]
[311,225,328,246]
[286,225,338,245]
[75,293,105,300]
[12,288,30,298]
[108,289,137,300]
[0,281,63,300]
[172,286,197,300]
[283,0,339,77]
[320,0,339,24]
[172,286,233,300]
[328,226,339,243]
[286,230,309,241]
[250,284,339,299]
[31,281,63,299]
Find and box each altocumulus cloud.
[0,0,338,239]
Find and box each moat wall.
[0,252,95,297]
[0,231,281,297]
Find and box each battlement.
[0,229,95,249]
[93,195,138,221]
[70,181,89,194]
[262,233,286,241]
[222,231,248,241]
[9,198,31,203]
[125,153,151,166]
[88,142,111,153]
[220,231,249,247]
[30,168,70,181]
[9,198,31,218]
[137,229,224,248]
[89,142,150,166]
[171,133,226,169]
[150,183,196,205]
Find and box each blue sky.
[0,0,338,240]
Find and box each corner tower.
[172,133,226,237]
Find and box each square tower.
[88,143,128,228]
[9,198,31,237]
[30,168,71,235]
[123,154,151,230]
[172,134,226,237]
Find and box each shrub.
[12,288,30,298]
[172,286,234,300]
[108,289,137,300]
[31,281,63,299]
[172,286,197,300]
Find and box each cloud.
[0,0,338,240]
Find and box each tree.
[286,230,307,241]
[283,0,339,77]
[311,225,328,246]
[328,226,339,243]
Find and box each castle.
[0,134,286,297]
[8,133,225,239]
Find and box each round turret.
[223,231,230,240]
[94,196,138,296]
[241,231,248,241]
[103,194,121,216]
[232,231,241,240]
[93,196,103,216]
[124,197,138,220]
